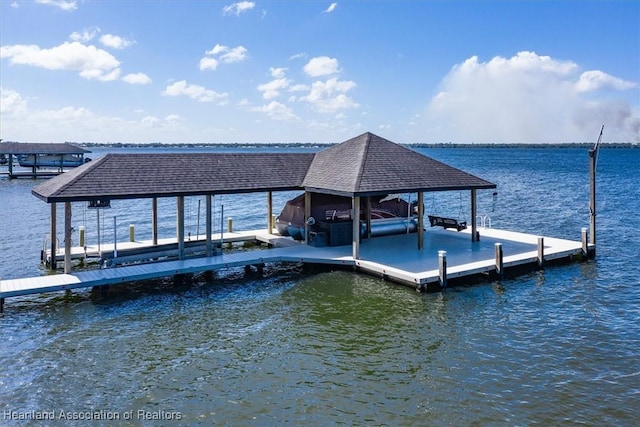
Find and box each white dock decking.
[1,227,587,309]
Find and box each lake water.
[1,146,639,426]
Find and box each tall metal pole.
[589,125,604,247]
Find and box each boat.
[17,153,91,168]
[276,193,419,242]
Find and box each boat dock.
[0,227,591,312]
[0,141,91,179]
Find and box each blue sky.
[1,0,638,144]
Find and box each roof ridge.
[354,132,373,193]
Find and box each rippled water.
[1,146,639,426]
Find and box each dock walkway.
[1,228,587,311]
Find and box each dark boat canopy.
[32,132,496,203]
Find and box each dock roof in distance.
[32,132,496,203]
[0,142,90,155]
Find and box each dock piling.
[129,224,135,242]
[537,237,545,268]
[438,250,447,289]
[495,243,503,280]
[581,228,588,257]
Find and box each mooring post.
[537,237,545,268]
[79,225,85,248]
[581,228,589,257]
[495,243,503,280]
[227,217,233,233]
[129,224,135,242]
[438,250,447,289]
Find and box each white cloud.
[1,41,121,81]
[35,0,77,11]
[303,56,340,77]
[100,34,134,50]
[424,51,639,143]
[205,44,227,56]
[253,101,298,121]
[324,3,338,13]
[70,27,100,43]
[122,73,152,85]
[0,87,28,116]
[301,77,359,113]
[270,67,287,79]
[257,77,290,100]
[220,46,248,63]
[222,1,255,16]
[199,57,219,71]
[575,70,637,93]
[200,44,247,71]
[162,80,229,104]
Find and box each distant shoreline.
[73,142,639,149]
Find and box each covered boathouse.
[30,132,496,274]
[0,141,91,178]
[2,132,593,311]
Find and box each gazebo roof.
[0,142,91,155]
[303,132,495,196]
[32,132,496,203]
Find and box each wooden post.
[267,191,273,234]
[581,228,588,257]
[177,196,185,260]
[365,197,372,239]
[152,197,158,246]
[537,237,545,267]
[494,243,503,280]
[352,195,361,260]
[304,192,311,244]
[227,217,233,233]
[471,189,478,242]
[417,192,424,250]
[64,201,72,274]
[50,202,57,270]
[589,125,603,247]
[129,224,135,242]
[79,226,85,247]
[438,250,447,289]
[206,194,212,256]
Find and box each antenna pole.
[589,125,604,249]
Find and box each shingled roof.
[33,153,315,202]
[0,142,90,154]
[303,132,495,196]
[32,132,495,203]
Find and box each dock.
[0,227,590,312]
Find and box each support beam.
[267,191,273,234]
[177,196,185,260]
[64,201,72,274]
[365,197,372,239]
[471,189,478,242]
[152,197,158,246]
[206,195,212,256]
[352,195,361,260]
[417,192,424,250]
[304,192,311,244]
[50,202,56,271]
